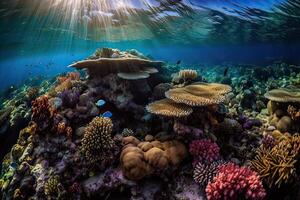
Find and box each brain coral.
[146,98,193,117]
[206,163,266,200]
[81,117,115,166]
[165,82,232,106]
[120,136,187,180]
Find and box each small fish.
[102,111,112,118]
[96,99,106,107]
[10,162,18,170]
[176,60,181,65]
[223,67,229,77]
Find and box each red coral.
[31,95,56,130]
[206,163,266,200]
[189,139,220,165]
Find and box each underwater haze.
[1,0,300,200]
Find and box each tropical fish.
[101,111,112,118]
[176,60,181,65]
[10,162,18,170]
[223,67,229,77]
[96,99,106,107]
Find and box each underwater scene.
[1,0,300,199]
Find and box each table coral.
[206,163,266,200]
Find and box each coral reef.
[2,49,300,200]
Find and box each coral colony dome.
[1,0,300,199]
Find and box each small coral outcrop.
[81,117,115,166]
[193,161,222,187]
[206,163,266,200]
[189,139,220,165]
[120,136,188,180]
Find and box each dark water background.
[0,0,300,90]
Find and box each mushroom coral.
[165,82,232,106]
[120,136,187,180]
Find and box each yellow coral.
[44,175,60,196]
[250,133,300,187]
[81,117,115,165]
[146,98,193,117]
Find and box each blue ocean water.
[0,0,300,91]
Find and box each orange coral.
[287,105,300,121]
[57,122,72,138]
[55,72,80,93]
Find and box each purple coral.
[59,89,80,108]
[262,134,275,149]
[189,139,220,165]
[173,121,203,139]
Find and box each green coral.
[81,117,115,165]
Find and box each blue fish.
[101,111,112,118]
[96,99,106,107]
[10,162,18,170]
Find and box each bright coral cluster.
[189,139,220,165]
[206,163,266,200]
[55,72,80,93]
[31,96,55,130]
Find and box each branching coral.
[55,72,80,93]
[206,163,266,200]
[81,117,115,166]
[250,133,300,187]
[120,136,187,180]
[189,139,220,165]
[165,82,232,106]
[193,161,222,187]
[287,105,300,121]
[31,96,56,131]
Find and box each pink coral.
[206,163,266,200]
[189,139,220,165]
